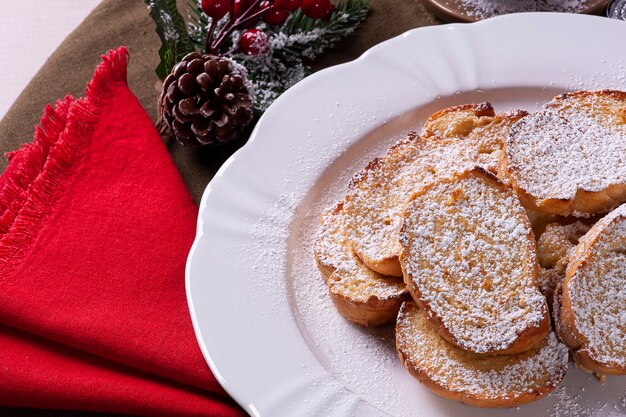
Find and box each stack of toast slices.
[313,90,626,408]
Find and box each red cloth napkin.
[0,47,244,417]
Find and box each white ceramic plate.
[187,13,626,417]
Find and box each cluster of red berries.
[201,0,336,56]
[201,0,336,24]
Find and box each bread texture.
[421,102,495,140]
[537,221,592,269]
[559,203,626,376]
[501,90,626,215]
[536,221,593,305]
[396,301,569,408]
[343,104,525,276]
[313,202,409,327]
[399,168,550,354]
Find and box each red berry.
[274,0,303,12]
[232,0,254,18]
[239,29,269,55]
[263,7,289,25]
[201,0,230,19]
[301,0,335,20]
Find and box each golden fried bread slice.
[538,264,567,309]
[424,104,529,175]
[468,109,529,175]
[313,202,409,327]
[501,90,626,215]
[399,168,550,354]
[396,302,569,408]
[421,102,495,140]
[536,221,593,304]
[559,203,626,376]
[343,104,524,277]
[537,221,592,269]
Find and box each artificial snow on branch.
[146,0,369,112]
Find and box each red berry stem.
[238,4,273,26]
[208,0,273,53]
[204,18,219,53]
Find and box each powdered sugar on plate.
[243,90,626,417]
[284,91,626,416]
[457,0,590,20]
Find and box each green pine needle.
[278,0,369,62]
[186,0,211,49]
[145,0,195,79]
[146,0,370,110]
[285,0,369,36]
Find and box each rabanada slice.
[399,168,550,354]
[559,203,626,376]
[501,90,626,215]
[536,221,593,305]
[396,301,568,408]
[343,103,526,277]
[421,102,495,140]
[313,202,409,327]
[537,221,593,269]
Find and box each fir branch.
[149,0,369,111]
[145,0,195,79]
[186,0,210,48]
[278,0,369,61]
[232,0,369,111]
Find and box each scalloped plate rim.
[186,12,626,417]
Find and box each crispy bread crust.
[406,283,551,356]
[421,102,495,140]
[314,202,346,282]
[396,302,567,408]
[501,90,626,215]
[328,282,408,327]
[559,207,626,375]
[345,104,516,277]
[344,135,418,277]
[535,220,594,305]
[314,202,409,327]
[400,168,550,355]
[525,210,559,237]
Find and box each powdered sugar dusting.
[566,203,626,369]
[343,107,523,274]
[506,91,626,212]
[400,172,547,353]
[314,203,355,276]
[549,385,590,417]
[251,90,626,415]
[397,302,569,400]
[343,137,477,267]
[458,0,590,20]
[313,203,407,303]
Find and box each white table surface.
[0,0,102,121]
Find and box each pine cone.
[159,52,254,146]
